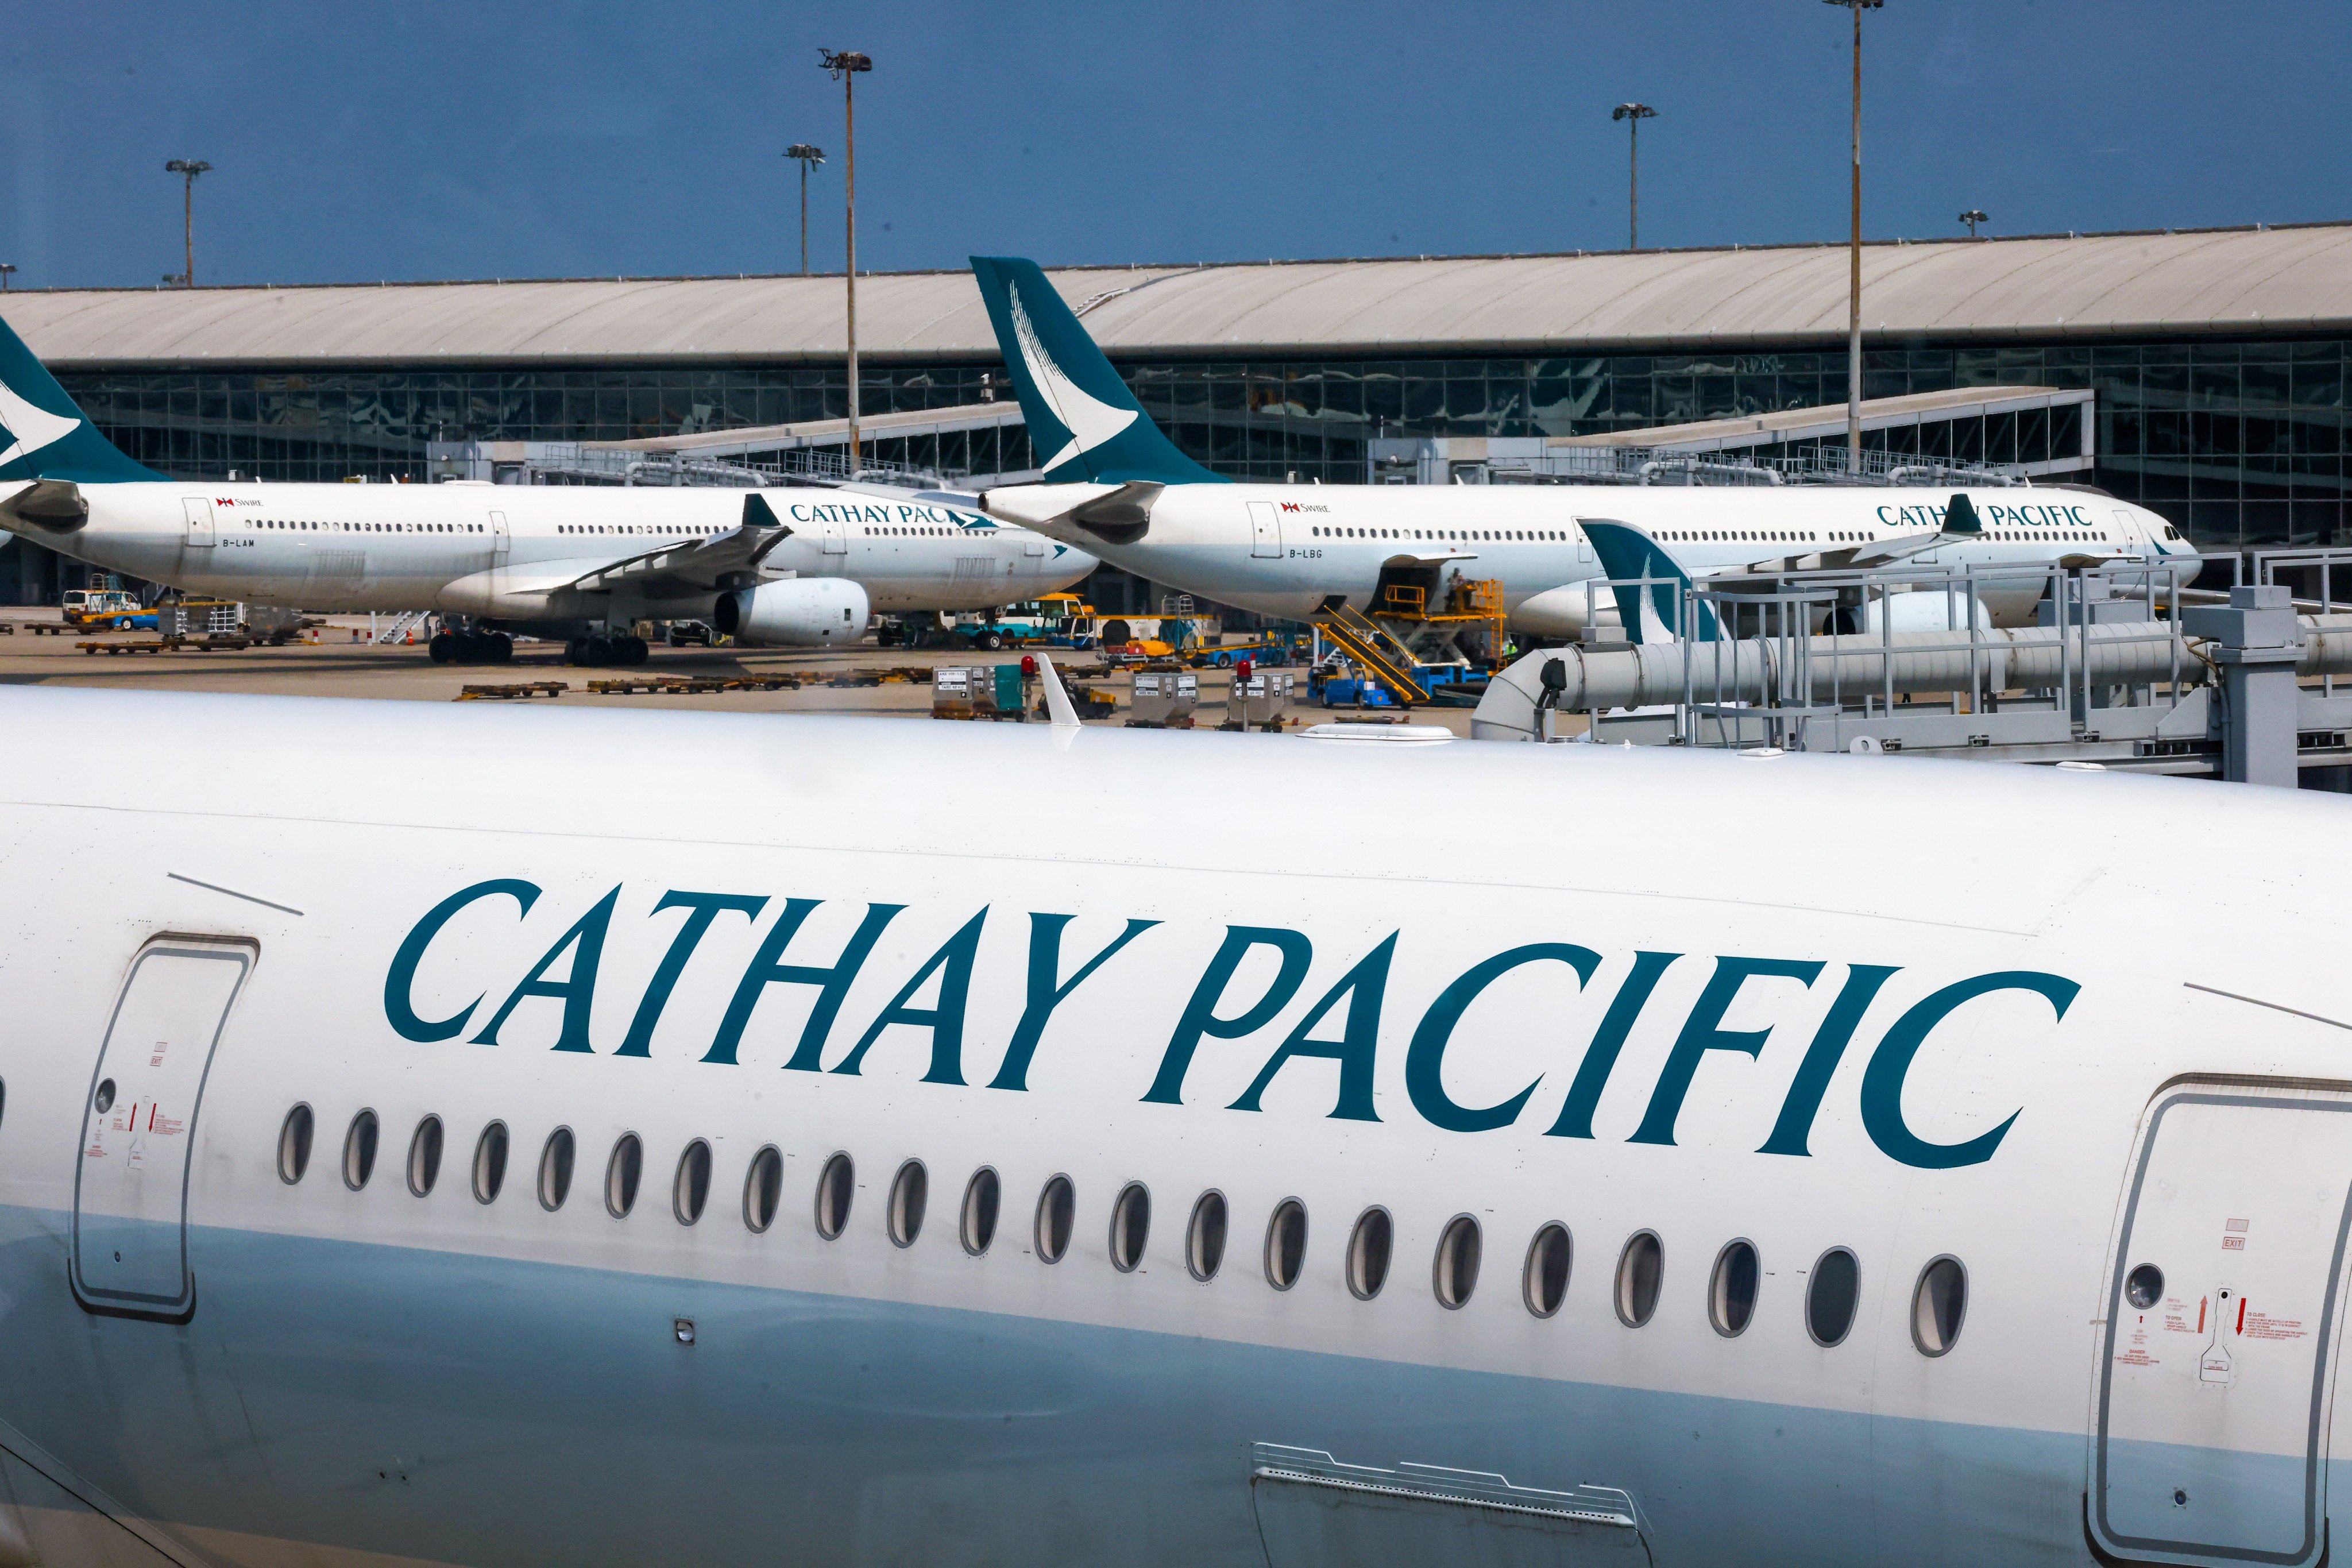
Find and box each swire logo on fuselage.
[384,881,2077,1170]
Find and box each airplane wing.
[542,492,797,596]
[1697,494,2143,582]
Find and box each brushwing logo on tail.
[0,380,80,469]
[1007,279,1136,476]
[1582,521,1720,644]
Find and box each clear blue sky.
[3,1,2346,290]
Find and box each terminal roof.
[7,223,2351,367]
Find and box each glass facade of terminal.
[35,334,2352,564]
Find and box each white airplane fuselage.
[0,683,2347,1568]
[986,481,2189,634]
[7,479,1092,622]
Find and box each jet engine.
[712,578,870,646]
[1849,588,1994,635]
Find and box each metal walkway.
[1472,550,2352,787]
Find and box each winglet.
[1034,652,1082,729]
[1944,493,1983,535]
[1581,521,1720,644]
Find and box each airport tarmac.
[0,609,1489,736]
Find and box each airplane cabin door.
[1247,500,1283,559]
[71,939,253,1321]
[2092,1085,2352,1568]
[821,508,848,556]
[180,497,216,549]
[490,508,511,567]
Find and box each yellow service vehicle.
[60,589,142,630]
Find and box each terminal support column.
[2184,584,2301,787]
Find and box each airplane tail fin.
[1582,522,1720,644]
[0,311,161,484]
[968,257,1222,486]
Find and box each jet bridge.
[1471,550,2352,786]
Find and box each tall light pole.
[164,159,212,288]
[785,144,825,275]
[1611,103,1656,250]
[1824,0,1878,472]
[1959,208,1987,238]
[820,49,871,474]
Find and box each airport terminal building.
[5,221,2350,604]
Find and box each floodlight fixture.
[1823,0,1880,468]
[164,159,213,287]
[1611,103,1657,250]
[820,51,874,470]
[786,144,827,275]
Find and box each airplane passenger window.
[277,1103,315,1185]
[743,1146,783,1233]
[1615,1231,1664,1327]
[1523,1223,1571,1318]
[1911,1256,1967,1356]
[1109,1182,1151,1273]
[1433,1215,1482,1309]
[960,1167,1001,1254]
[814,1152,855,1239]
[1806,1248,1861,1347]
[1709,1240,1760,1337]
[1187,1191,1229,1281]
[538,1127,576,1211]
[1346,1206,1393,1300]
[1264,1199,1308,1291]
[472,1122,509,1204]
[407,1115,443,1196]
[605,1133,643,1218]
[888,1160,929,1247]
[1034,1174,1076,1263]
[342,1110,380,1191]
[673,1140,712,1226]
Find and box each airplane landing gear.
[563,635,649,667]
[428,631,515,665]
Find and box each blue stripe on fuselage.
[0,1205,2194,1568]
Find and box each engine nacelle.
[713,578,870,647]
[1856,589,1993,635]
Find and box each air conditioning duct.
[713,578,870,647]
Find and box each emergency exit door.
[1247,501,1283,559]
[2092,1086,2352,1568]
[490,508,511,567]
[180,497,215,548]
[71,940,252,1320]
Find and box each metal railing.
[1573,554,2210,752]
[512,443,959,490]
[1496,443,2028,489]
[2240,547,2352,698]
